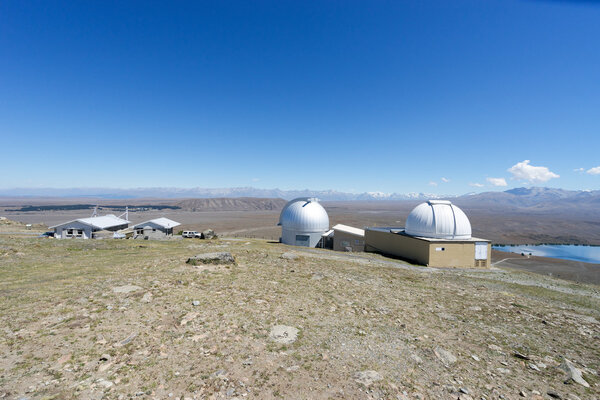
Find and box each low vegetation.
[0,237,598,399]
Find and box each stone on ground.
[201,229,217,239]
[269,325,299,344]
[186,252,235,266]
[112,285,142,294]
[559,359,589,387]
[280,252,299,260]
[353,370,383,387]
[434,347,457,365]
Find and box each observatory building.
[50,214,130,239]
[278,197,329,247]
[133,217,181,239]
[365,200,490,268]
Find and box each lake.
[493,244,600,264]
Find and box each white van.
[182,231,201,238]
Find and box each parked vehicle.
[38,231,55,238]
[182,231,201,238]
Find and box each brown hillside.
[175,197,287,212]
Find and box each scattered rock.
[286,365,300,372]
[411,353,423,364]
[471,354,480,362]
[141,292,153,303]
[112,285,142,294]
[559,359,589,387]
[529,363,540,371]
[513,351,531,360]
[437,312,457,321]
[434,347,457,366]
[547,391,561,399]
[496,368,511,374]
[180,312,199,326]
[98,362,112,372]
[187,252,235,266]
[192,300,200,306]
[96,378,113,388]
[353,370,383,387]
[280,252,299,260]
[488,344,503,353]
[116,332,137,346]
[201,229,217,239]
[269,325,299,344]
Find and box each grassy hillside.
[0,237,598,399]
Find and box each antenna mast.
[118,206,129,221]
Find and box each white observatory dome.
[279,198,329,232]
[278,198,329,247]
[405,200,472,240]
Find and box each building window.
[354,239,363,245]
[295,235,310,246]
[435,247,445,251]
[341,241,350,247]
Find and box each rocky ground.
[0,237,598,400]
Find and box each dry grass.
[0,237,598,399]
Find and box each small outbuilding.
[133,217,181,239]
[332,224,365,252]
[278,197,329,247]
[50,214,130,239]
[365,200,490,268]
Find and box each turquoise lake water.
[493,244,600,264]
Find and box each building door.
[475,242,488,260]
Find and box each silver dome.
[278,197,329,233]
[405,200,472,240]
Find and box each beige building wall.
[364,229,430,264]
[365,229,491,268]
[427,242,491,268]
[333,230,365,252]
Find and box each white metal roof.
[405,200,472,240]
[133,217,181,229]
[332,224,365,237]
[278,197,329,233]
[50,214,130,230]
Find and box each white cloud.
[469,182,484,188]
[508,160,559,184]
[428,181,438,186]
[251,178,260,182]
[574,168,584,173]
[587,166,600,175]
[441,177,450,183]
[486,177,507,187]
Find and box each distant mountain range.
[0,187,451,201]
[453,187,600,216]
[1,187,599,212]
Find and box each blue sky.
[1,0,599,195]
